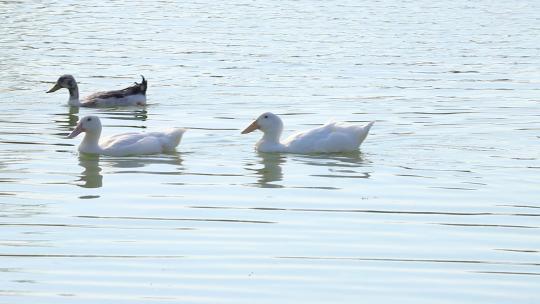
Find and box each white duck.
[241,112,374,153]
[68,116,186,156]
[47,74,147,107]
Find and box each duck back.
[284,121,374,153]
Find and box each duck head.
[68,115,102,139]
[47,74,78,93]
[242,112,283,139]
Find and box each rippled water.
[1,1,539,303]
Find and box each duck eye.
[87,118,92,122]
[264,115,268,119]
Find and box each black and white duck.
[47,74,147,107]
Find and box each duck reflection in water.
[66,106,80,127]
[296,150,365,166]
[295,151,372,179]
[76,152,184,188]
[97,108,148,122]
[248,153,286,188]
[54,106,80,135]
[105,152,183,170]
[77,154,102,188]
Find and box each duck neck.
[256,129,286,152]
[68,85,80,106]
[79,130,102,154]
[262,130,282,144]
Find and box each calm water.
[1,0,539,303]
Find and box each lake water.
[1,1,539,303]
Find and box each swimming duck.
[47,75,147,107]
[241,112,374,153]
[68,116,186,156]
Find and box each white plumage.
[242,112,374,153]
[68,116,185,156]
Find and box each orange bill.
[241,120,260,134]
[67,122,85,138]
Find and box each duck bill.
[46,83,62,93]
[241,120,260,134]
[67,123,85,138]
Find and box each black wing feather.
[85,75,148,100]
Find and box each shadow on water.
[76,152,184,188]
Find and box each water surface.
[1,1,539,303]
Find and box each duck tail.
[163,128,187,151]
[358,121,375,144]
[365,121,375,131]
[136,75,148,95]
